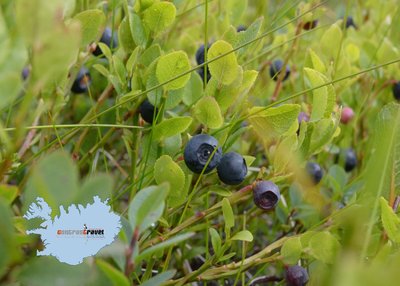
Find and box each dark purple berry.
[21,67,30,80]
[344,148,357,172]
[269,60,290,81]
[253,180,281,210]
[392,81,400,101]
[217,152,247,185]
[93,27,118,56]
[344,16,357,29]
[184,134,222,174]
[306,162,323,184]
[237,25,247,32]
[139,99,158,124]
[71,67,91,94]
[285,265,309,286]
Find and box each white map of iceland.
[24,196,121,265]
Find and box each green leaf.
[96,260,130,286]
[141,270,177,286]
[248,104,300,142]
[228,17,263,57]
[303,68,336,121]
[143,2,176,33]
[309,231,340,264]
[77,174,113,204]
[183,72,203,106]
[193,96,223,129]
[273,134,298,173]
[230,230,254,242]
[73,9,106,47]
[209,228,222,254]
[213,66,243,111]
[154,155,186,208]
[208,40,239,85]
[0,198,15,277]
[135,232,194,262]
[239,70,259,94]
[156,51,191,90]
[128,183,170,232]
[305,48,326,73]
[0,184,19,205]
[222,198,235,237]
[130,12,148,47]
[321,23,342,60]
[380,197,400,243]
[23,151,79,218]
[153,117,193,140]
[281,236,302,264]
[139,44,162,67]
[118,18,135,53]
[17,256,106,285]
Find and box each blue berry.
[217,152,247,185]
[345,16,357,29]
[285,265,309,286]
[344,148,357,172]
[253,181,281,210]
[139,99,158,124]
[71,67,91,94]
[392,81,400,101]
[269,60,290,81]
[306,162,323,184]
[184,134,222,174]
[93,27,118,56]
[237,25,247,32]
[195,44,212,83]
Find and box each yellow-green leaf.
[207,40,239,85]
[380,197,400,243]
[154,155,186,208]
[303,68,336,121]
[73,9,106,47]
[143,2,176,33]
[156,51,191,90]
[153,116,193,140]
[193,96,223,129]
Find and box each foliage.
[1,0,400,285]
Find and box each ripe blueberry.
[237,25,247,32]
[340,107,354,124]
[344,148,357,172]
[253,180,281,210]
[217,152,247,185]
[195,43,212,65]
[392,81,400,101]
[303,19,318,30]
[269,60,290,81]
[71,66,91,94]
[93,27,118,56]
[306,162,323,184]
[184,134,222,174]
[285,265,309,286]
[139,99,158,124]
[195,44,212,83]
[197,67,211,83]
[345,16,357,29]
[21,67,30,80]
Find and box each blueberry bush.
[1,0,400,285]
